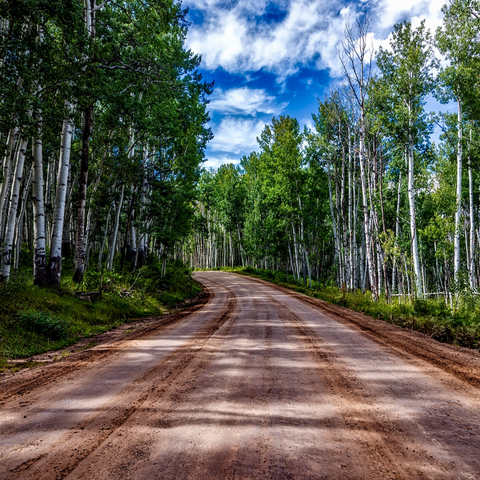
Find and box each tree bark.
[454,99,462,281]
[48,108,74,286]
[408,103,423,298]
[107,183,125,271]
[73,103,94,283]
[0,138,28,281]
[0,127,17,243]
[32,119,47,286]
[468,128,474,289]
[14,167,32,271]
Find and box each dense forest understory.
[3,0,480,364]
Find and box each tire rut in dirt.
[265,292,452,479]
[0,290,210,404]
[6,287,236,480]
[90,283,267,479]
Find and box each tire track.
[0,289,210,404]
[5,284,236,479]
[239,274,480,390]
[66,277,242,480]
[265,292,441,479]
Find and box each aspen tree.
[340,15,379,300]
[0,138,28,281]
[376,21,435,298]
[47,110,74,286]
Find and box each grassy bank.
[0,260,201,367]
[216,266,480,350]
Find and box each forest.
[183,3,480,311]
[0,0,211,288]
[1,0,480,355]
[3,2,480,475]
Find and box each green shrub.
[18,311,70,340]
[413,299,430,316]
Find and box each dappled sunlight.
[1,272,480,479]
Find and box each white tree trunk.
[468,128,474,289]
[327,161,340,278]
[107,184,125,271]
[359,127,378,300]
[32,121,47,286]
[47,110,73,286]
[392,171,402,293]
[408,106,423,298]
[0,127,17,241]
[454,99,462,281]
[98,200,113,271]
[1,138,28,281]
[14,167,33,271]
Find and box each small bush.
[413,299,430,316]
[18,311,70,340]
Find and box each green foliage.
[18,311,70,341]
[0,262,200,361]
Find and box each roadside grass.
[215,266,480,350]
[0,259,201,366]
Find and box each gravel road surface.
[1,271,480,479]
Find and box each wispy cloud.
[187,0,444,79]
[208,117,266,155]
[203,154,240,169]
[209,87,288,116]
[187,0,348,78]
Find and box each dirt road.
[1,271,480,479]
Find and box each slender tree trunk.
[468,128,474,289]
[392,171,402,293]
[107,184,125,271]
[0,127,17,242]
[327,161,340,276]
[454,99,462,281]
[73,104,94,282]
[47,109,74,286]
[32,119,47,286]
[1,138,28,281]
[359,121,378,300]
[14,167,32,271]
[288,242,296,282]
[98,201,113,271]
[408,105,422,298]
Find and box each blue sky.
[185,0,445,168]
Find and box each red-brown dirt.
[1,271,480,479]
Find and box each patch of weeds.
[0,356,9,373]
[18,311,70,341]
[0,260,201,362]
[9,360,44,372]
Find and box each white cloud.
[186,0,445,78]
[203,154,239,169]
[187,0,347,78]
[209,87,288,115]
[376,0,444,33]
[209,117,266,155]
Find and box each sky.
[184,0,446,169]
